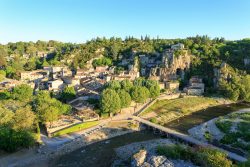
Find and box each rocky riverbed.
[0,120,140,167]
[112,139,197,167]
[188,108,250,142]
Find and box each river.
[49,131,160,167]
[49,102,250,167]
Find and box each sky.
[0,0,250,44]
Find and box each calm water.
[50,131,160,167]
[165,102,250,133]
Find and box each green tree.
[34,91,71,124]
[0,102,36,152]
[60,86,76,102]
[0,107,14,125]
[145,80,160,99]
[120,79,133,92]
[92,57,112,67]
[117,89,131,108]
[42,59,50,67]
[12,106,36,131]
[43,106,59,127]
[0,48,7,67]
[130,86,150,104]
[0,91,10,100]
[105,80,121,90]
[5,66,15,78]
[24,57,37,71]
[133,77,146,87]
[0,127,35,152]
[148,84,160,99]
[12,84,33,102]
[240,75,250,102]
[100,89,121,115]
[0,70,6,81]
[110,43,119,60]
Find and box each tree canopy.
[117,89,132,108]
[60,86,76,102]
[130,86,150,103]
[12,84,33,102]
[34,91,71,124]
[100,88,121,115]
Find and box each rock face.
[131,150,147,167]
[149,50,191,81]
[160,50,190,81]
[148,155,173,167]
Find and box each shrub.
[195,147,232,167]
[160,89,166,93]
[101,112,110,118]
[0,127,35,152]
[238,158,250,167]
[215,120,232,133]
[157,144,194,160]
[204,131,212,142]
[157,144,232,167]
[220,133,238,144]
[150,118,158,124]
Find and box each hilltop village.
[0,37,250,167]
[1,43,203,95]
[0,43,206,134]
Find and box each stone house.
[20,70,48,82]
[0,79,21,90]
[184,76,205,95]
[95,66,108,73]
[44,66,72,79]
[74,69,87,79]
[48,79,64,92]
[62,76,80,88]
[165,81,180,91]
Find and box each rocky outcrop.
[160,50,190,81]
[149,50,191,81]
[113,139,197,167]
[148,155,173,167]
[131,151,174,167]
[131,149,148,167]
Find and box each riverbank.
[50,131,160,167]
[113,139,198,167]
[0,120,140,167]
[141,96,226,125]
[189,108,250,157]
[164,102,250,133]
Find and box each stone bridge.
[132,116,247,163]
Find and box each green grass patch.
[143,97,219,115]
[52,121,99,137]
